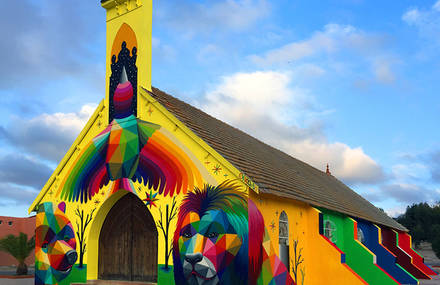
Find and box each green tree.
[0,233,35,275]
[432,236,440,259]
[397,202,440,253]
[411,224,424,247]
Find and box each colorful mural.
[30,1,438,284]
[355,219,418,285]
[397,231,438,276]
[57,37,204,202]
[172,181,294,285]
[381,227,431,280]
[173,181,249,284]
[35,202,77,285]
[321,209,400,285]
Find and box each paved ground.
[0,245,438,284]
[0,266,34,276]
[416,242,440,284]
[0,279,33,285]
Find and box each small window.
[324,220,337,243]
[357,227,365,244]
[8,221,13,226]
[0,220,2,225]
[279,211,290,271]
[279,211,289,245]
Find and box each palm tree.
[0,233,35,275]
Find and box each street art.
[30,2,438,284]
[35,202,77,285]
[57,27,205,203]
[291,239,305,285]
[173,181,248,285]
[56,98,205,203]
[157,196,178,270]
[172,181,295,285]
[248,200,295,285]
[109,26,138,122]
[74,207,95,269]
[144,189,159,208]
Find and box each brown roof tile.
[148,87,407,232]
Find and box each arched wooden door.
[99,192,158,282]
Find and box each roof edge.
[28,99,105,214]
[141,87,260,194]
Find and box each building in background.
[0,216,35,266]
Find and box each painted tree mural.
[291,238,305,285]
[156,196,178,270]
[75,207,96,268]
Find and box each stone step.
[72,280,156,285]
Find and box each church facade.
[29,1,437,284]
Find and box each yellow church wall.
[31,91,253,280]
[30,70,256,283]
[250,191,367,285]
[31,0,366,284]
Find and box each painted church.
[29,0,438,284]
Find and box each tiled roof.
[148,87,407,232]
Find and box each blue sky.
[0,0,439,217]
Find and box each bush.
[0,233,34,275]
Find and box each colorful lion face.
[173,181,295,285]
[35,202,77,285]
[173,181,248,285]
[177,210,243,284]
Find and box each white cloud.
[402,9,421,24]
[249,23,396,84]
[386,205,407,218]
[402,2,440,44]
[157,0,270,37]
[200,70,385,184]
[283,140,384,184]
[381,183,438,204]
[434,0,440,11]
[4,104,96,162]
[249,24,383,66]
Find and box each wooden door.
[99,192,158,282]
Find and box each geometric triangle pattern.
[172,182,296,285]
[35,202,77,285]
[256,219,295,285]
[57,73,205,203]
[176,210,245,284]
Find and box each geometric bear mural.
[35,202,77,285]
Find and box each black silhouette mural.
[109,41,138,122]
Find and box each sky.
[0,0,439,218]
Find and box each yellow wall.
[29,1,366,284]
[250,191,366,285]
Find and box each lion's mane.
[172,180,250,285]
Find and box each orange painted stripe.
[153,131,203,187]
[152,132,191,192]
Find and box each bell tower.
[101,0,152,122]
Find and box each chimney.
[326,163,331,175]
